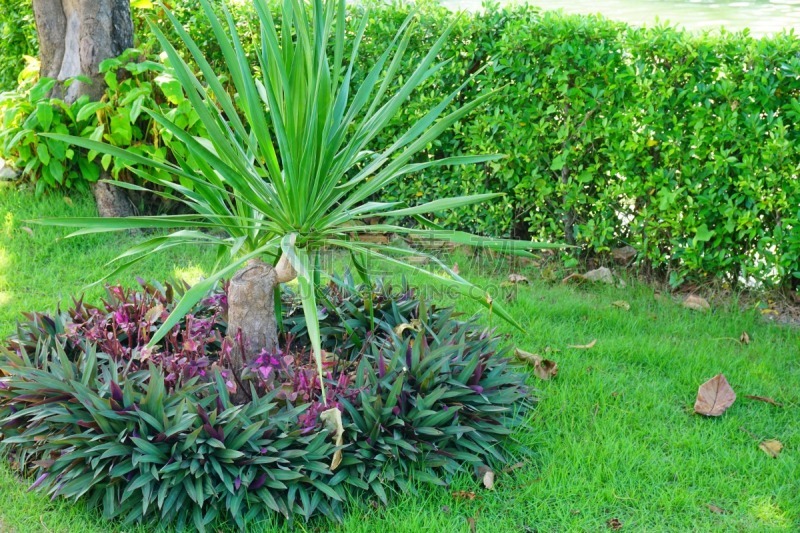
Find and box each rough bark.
[91,178,134,218]
[226,255,299,402]
[33,0,134,216]
[227,258,281,371]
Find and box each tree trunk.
[226,255,297,402]
[227,258,281,373]
[33,0,134,217]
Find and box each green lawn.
[1,185,799,532]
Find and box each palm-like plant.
[43,0,556,393]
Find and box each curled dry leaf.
[477,465,495,490]
[515,348,558,380]
[694,374,736,416]
[683,294,710,312]
[744,395,782,407]
[606,517,623,530]
[502,461,526,474]
[20,226,34,236]
[394,319,422,336]
[452,491,477,501]
[320,407,345,470]
[611,300,631,311]
[508,273,529,284]
[467,517,477,533]
[568,339,597,350]
[759,439,783,458]
[740,331,750,345]
[144,304,165,324]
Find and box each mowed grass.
[1,185,798,532]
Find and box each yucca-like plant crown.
[42,0,558,380]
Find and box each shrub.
[0,48,206,203]
[0,0,37,90]
[0,277,532,529]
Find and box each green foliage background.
[1,0,798,286]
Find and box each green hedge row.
[354,3,800,288]
[1,1,798,287]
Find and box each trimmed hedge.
[356,4,800,288]
[1,1,798,286]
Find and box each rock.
[612,245,637,264]
[0,159,19,181]
[682,294,710,312]
[583,267,614,284]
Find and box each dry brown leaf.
[502,461,526,474]
[744,395,782,407]
[694,374,736,416]
[607,517,623,530]
[144,304,164,324]
[568,339,597,350]
[759,439,783,458]
[394,319,422,336]
[477,465,495,490]
[20,226,34,236]
[514,348,558,380]
[611,300,631,311]
[452,491,477,501]
[452,263,459,275]
[320,407,344,470]
[683,294,711,312]
[467,517,477,533]
[740,331,750,345]
[706,503,728,514]
[508,273,529,284]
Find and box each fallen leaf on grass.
[694,374,736,416]
[508,273,529,284]
[759,439,783,458]
[683,294,710,312]
[502,461,526,474]
[607,517,623,530]
[706,503,728,514]
[452,491,477,501]
[467,517,477,533]
[20,226,33,236]
[476,465,495,490]
[740,331,750,345]
[744,395,782,407]
[514,348,558,380]
[568,339,597,349]
[611,300,631,311]
[63,196,73,206]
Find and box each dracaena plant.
[40,0,556,392]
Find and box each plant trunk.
[91,177,134,218]
[226,256,297,402]
[227,259,280,399]
[33,0,134,217]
